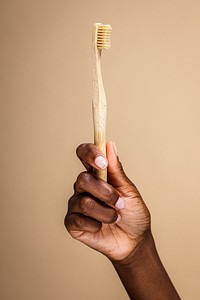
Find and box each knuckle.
[73,214,85,229]
[104,186,113,198]
[80,196,94,215]
[64,213,72,231]
[83,143,93,155]
[106,187,118,203]
[76,171,90,192]
[67,195,74,210]
[64,213,84,232]
[76,144,84,158]
[76,143,93,158]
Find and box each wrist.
[111,229,156,268]
[110,230,181,300]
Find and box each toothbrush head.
[96,23,112,50]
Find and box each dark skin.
[65,141,181,300]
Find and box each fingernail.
[113,141,117,156]
[115,197,125,209]
[115,214,121,224]
[95,156,107,169]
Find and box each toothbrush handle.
[93,126,107,181]
[92,77,107,181]
[92,51,107,181]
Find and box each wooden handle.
[92,24,107,181]
[94,130,107,181]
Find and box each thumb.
[107,142,138,195]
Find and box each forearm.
[111,231,181,300]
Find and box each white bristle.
[97,24,112,49]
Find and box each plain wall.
[1,0,200,299]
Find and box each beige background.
[1,0,200,299]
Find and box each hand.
[65,142,181,299]
[64,141,150,261]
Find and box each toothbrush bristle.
[97,24,112,49]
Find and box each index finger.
[76,143,108,171]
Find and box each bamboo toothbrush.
[92,23,112,181]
